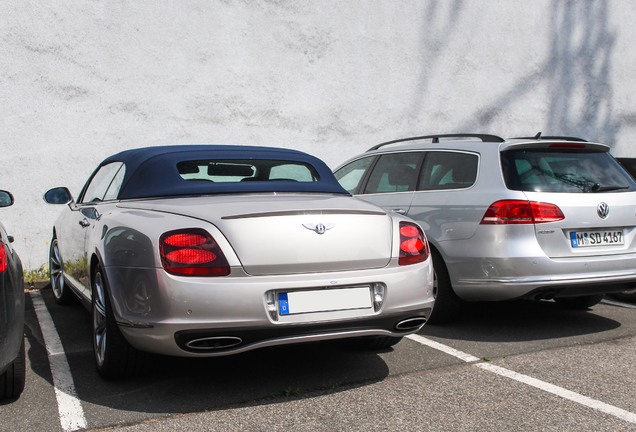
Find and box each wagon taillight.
[398,222,429,266]
[480,200,565,225]
[159,229,230,276]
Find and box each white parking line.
[601,298,636,309]
[407,334,636,425]
[30,291,87,431]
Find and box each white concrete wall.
[2,0,636,269]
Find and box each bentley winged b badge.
[302,222,335,235]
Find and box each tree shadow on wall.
[484,2,616,142]
[414,1,619,143]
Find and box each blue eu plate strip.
[570,232,578,247]
[278,292,289,315]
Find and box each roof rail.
[367,133,505,152]
[510,132,588,142]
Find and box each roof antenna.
[534,132,542,140]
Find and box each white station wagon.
[335,134,636,322]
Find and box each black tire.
[555,294,604,310]
[0,339,26,399]
[49,237,76,305]
[92,267,144,379]
[427,250,463,324]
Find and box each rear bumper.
[450,254,636,301]
[121,308,433,357]
[172,310,431,355]
[107,260,435,356]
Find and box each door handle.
[79,218,90,228]
[391,208,407,215]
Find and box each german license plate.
[569,230,624,248]
[278,286,372,316]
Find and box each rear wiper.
[590,183,630,192]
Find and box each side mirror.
[44,187,73,205]
[0,190,14,208]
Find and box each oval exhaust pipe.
[395,317,427,331]
[185,336,243,351]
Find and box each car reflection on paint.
[44,145,434,379]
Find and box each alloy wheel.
[92,272,108,367]
[49,240,64,299]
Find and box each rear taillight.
[159,229,230,276]
[398,222,430,266]
[0,241,6,273]
[480,200,565,225]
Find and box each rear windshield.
[501,150,636,193]
[177,159,319,183]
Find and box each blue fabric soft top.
[97,145,349,200]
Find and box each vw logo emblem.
[597,202,609,219]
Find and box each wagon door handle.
[79,218,90,228]
[391,208,407,215]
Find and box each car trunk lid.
[524,190,636,258]
[120,194,394,275]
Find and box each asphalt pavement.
[2,287,636,431]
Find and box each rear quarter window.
[418,152,478,190]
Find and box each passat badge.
[302,223,335,235]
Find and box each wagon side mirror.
[44,187,74,205]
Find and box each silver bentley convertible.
[44,145,434,378]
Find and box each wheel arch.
[427,242,464,297]
[428,243,450,280]
[89,251,106,291]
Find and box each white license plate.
[569,229,624,248]
[278,286,372,316]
